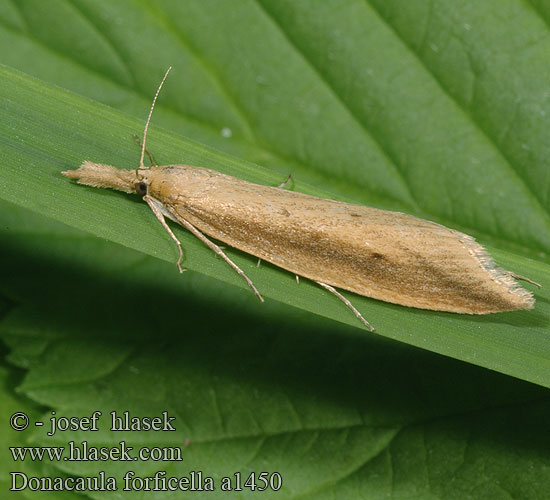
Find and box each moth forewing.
[143,165,535,314]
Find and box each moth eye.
[135,182,148,195]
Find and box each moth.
[62,68,539,331]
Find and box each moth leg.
[316,281,374,332]
[143,196,186,273]
[257,258,262,268]
[133,134,157,166]
[296,275,300,284]
[510,272,542,288]
[277,174,292,189]
[173,215,265,303]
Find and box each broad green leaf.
[0,360,84,499]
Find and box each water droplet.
[221,127,232,138]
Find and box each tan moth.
[62,68,539,331]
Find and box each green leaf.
[0,1,549,497]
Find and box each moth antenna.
[138,66,172,171]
